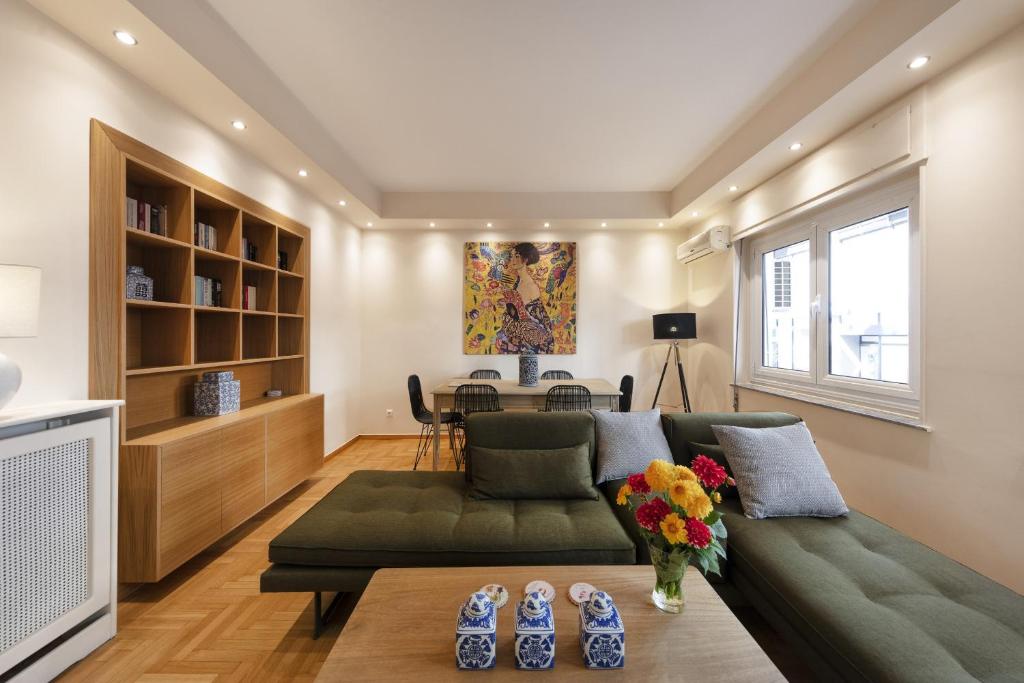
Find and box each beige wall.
[0,0,362,452]
[359,229,687,434]
[682,23,1024,593]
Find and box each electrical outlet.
[385,408,394,417]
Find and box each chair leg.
[413,423,432,470]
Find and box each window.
[744,178,920,420]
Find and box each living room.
[1,0,1022,681]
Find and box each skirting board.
[10,614,115,682]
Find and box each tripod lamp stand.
[650,312,696,412]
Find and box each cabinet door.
[159,430,221,576]
[266,396,324,502]
[220,418,267,531]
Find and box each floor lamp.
[650,312,696,412]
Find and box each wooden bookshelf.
[89,121,322,583]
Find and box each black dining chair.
[544,384,592,412]
[618,375,634,412]
[469,369,502,380]
[540,370,573,380]
[452,384,503,468]
[408,375,457,470]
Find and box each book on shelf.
[243,285,257,311]
[242,237,258,262]
[126,197,138,228]
[194,222,219,251]
[193,276,223,307]
[278,250,288,270]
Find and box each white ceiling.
[199,0,870,193]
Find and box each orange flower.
[660,513,689,545]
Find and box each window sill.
[732,382,932,432]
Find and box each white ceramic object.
[524,580,555,603]
[0,352,22,411]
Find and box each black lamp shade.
[653,313,696,340]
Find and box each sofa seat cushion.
[269,470,636,567]
[722,500,1024,682]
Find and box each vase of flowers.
[615,455,734,613]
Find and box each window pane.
[828,207,909,384]
[762,240,810,371]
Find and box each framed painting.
[463,241,577,354]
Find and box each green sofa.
[261,411,1024,681]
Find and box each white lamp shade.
[0,265,42,338]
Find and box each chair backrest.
[469,369,501,380]
[540,370,573,380]
[454,384,502,415]
[618,375,634,412]
[544,384,592,412]
[407,374,428,419]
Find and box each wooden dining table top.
[430,378,621,396]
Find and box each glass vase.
[648,543,689,613]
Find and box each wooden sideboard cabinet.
[119,394,323,583]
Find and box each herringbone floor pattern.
[60,437,458,683]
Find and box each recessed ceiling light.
[338,200,347,207]
[789,142,803,151]
[297,169,308,177]
[658,221,665,228]
[691,211,699,217]
[366,221,373,227]
[908,55,930,70]
[231,120,246,131]
[429,222,436,228]
[543,222,550,228]
[113,30,137,46]
[486,222,493,228]
[729,185,738,192]
[600,222,607,228]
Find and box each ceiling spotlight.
[908,55,930,70]
[600,222,607,228]
[658,221,665,228]
[543,222,550,228]
[113,30,138,46]
[231,120,246,131]
[789,142,803,151]
[298,169,308,177]
[729,185,738,192]
[338,200,347,207]
[691,211,699,217]
[429,222,436,228]
[366,221,373,227]
[486,222,493,228]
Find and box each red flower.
[635,498,670,532]
[627,472,651,494]
[691,455,728,489]
[684,517,713,549]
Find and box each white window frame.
[744,177,922,421]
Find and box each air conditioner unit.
[676,225,731,264]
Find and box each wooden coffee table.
[315,566,784,681]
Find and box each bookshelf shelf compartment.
[195,311,241,364]
[242,212,277,268]
[126,158,191,243]
[278,276,304,316]
[277,316,304,357]
[195,255,241,309]
[126,236,192,305]
[194,190,241,257]
[127,307,191,371]
[276,229,305,274]
[243,314,276,360]
[242,265,276,312]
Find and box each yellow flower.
[645,459,676,492]
[674,465,698,482]
[660,513,689,545]
[669,479,714,520]
[712,491,722,504]
[616,483,632,506]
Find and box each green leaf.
[704,510,722,526]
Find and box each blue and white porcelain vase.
[126,265,154,301]
[515,591,555,669]
[455,592,496,670]
[579,591,625,669]
[518,352,539,387]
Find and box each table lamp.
[651,312,696,412]
[0,265,42,410]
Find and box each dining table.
[428,378,621,471]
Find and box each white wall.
[680,23,1024,593]
[359,229,688,434]
[0,0,362,452]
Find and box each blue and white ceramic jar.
[579,591,625,669]
[518,353,539,387]
[126,265,154,301]
[455,592,496,670]
[515,591,555,669]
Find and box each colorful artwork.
[463,242,577,354]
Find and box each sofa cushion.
[722,501,1024,682]
[661,411,801,465]
[466,411,597,480]
[591,409,674,484]
[269,470,635,567]
[468,444,599,500]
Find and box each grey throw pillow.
[711,422,848,519]
[592,409,674,484]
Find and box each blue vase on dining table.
[518,353,539,387]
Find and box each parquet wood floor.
[60,436,458,683]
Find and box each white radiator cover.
[0,401,120,681]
